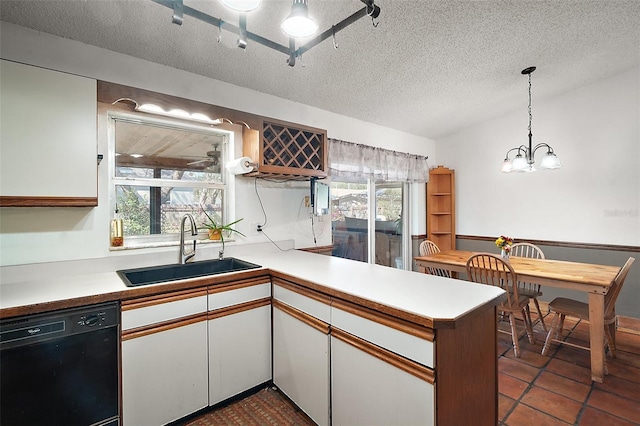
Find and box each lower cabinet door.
[273,305,330,426]
[331,333,435,426]
[122,320,208,426]
[208,304,272,405]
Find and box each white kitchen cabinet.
[331,330,435,425]
[0,60,98,207]
[272,278,330,426]
[330,300,436,425]
[208,279,272,405]
[121,289,208,426]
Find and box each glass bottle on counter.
[110,207,124,247]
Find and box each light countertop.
[0,250,504,324]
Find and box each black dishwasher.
[0,302,119,426]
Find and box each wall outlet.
[304,196,310,207]
[250,222,261,235]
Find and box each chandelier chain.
[528,73,532,135]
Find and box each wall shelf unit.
[426,166,456,251]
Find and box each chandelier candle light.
[500,66,562,173]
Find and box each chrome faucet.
[179,213,198,264]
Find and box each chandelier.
[500,66,562,173]
[154,0,381,67]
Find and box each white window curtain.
[328,138,430,183]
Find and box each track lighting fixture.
[154,0,381,67]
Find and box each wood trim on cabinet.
[270,270,437,329]
[0,196,98,207]
[332,327,435,384]
[121,288,207,311]
[207,277,270,294]
[331,299,435,342]
[121,312,207,341]
[208,298,271,320]
[297,245,334,254]
[272,299,330,334]
[435,304,497,426]
[0,270,270,320]
[272,277,332,306]
[97,81,262,130]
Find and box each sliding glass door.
[331,180,408,269]
[374,182,404,268]
[331,181,369,263]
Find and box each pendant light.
[281,0,318,38]
[500,66,562,173]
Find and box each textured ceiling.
[1,0,639,140]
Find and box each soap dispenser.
[110,207,124,247]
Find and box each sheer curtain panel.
[328,139,429,183]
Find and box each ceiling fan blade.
[187,158,211,165]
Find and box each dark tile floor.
[192,302,640,425]
[498,304,640,425]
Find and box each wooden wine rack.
[243,118,327,180]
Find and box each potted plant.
[201,210,246,242]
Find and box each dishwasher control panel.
[0,302,119,348]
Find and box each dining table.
[415,250,622,383]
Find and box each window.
[110,115,231,247]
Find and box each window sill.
[110,236,235,251]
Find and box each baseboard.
[618,316,640,335]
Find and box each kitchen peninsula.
[0,250,504,425]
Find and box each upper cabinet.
[0,60,97,207]
[426,166,456,251]
[242,118,327,180]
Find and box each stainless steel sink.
[117,258,262,287]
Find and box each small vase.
[501,248,510,261]
[208,229,222,240]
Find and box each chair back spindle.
[510,242,545,260]
[419,240,450,278]
[466,254,520,308]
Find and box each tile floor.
[498,303,640,425]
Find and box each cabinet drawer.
[331,300,435,368]
[122,289,207,331]
[209,281,270,310]
[273,280,330,323]
[331,332,435,425]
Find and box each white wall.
[0,22,434,267]
[438,67,640,246]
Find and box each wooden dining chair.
[418,240,450,278]
[466,253,535,357]
[511,242,547,331]
[542,257,635,363]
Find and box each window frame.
[107,111,234,249]
[331,178,411,269]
